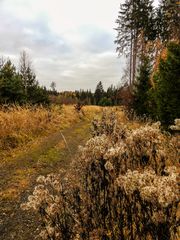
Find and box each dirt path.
[0,117,94,240]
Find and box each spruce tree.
[0,60,25,104]
[156,0,180,43]
[133,56,151,116]
[94,81,104,105]
[115,0,155,85]
[154,42,180,125]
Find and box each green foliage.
[98,97,112,106]
[28,86,50,105]
[153,42,180,125]
[0,60,25,104]
[94,81,104,105]
[0,53,49,105]
[106,85,118,105]
[115,0,155,55]
[115,0,180,125]
[132,43,180,126]
[133,56,152,116]
[75,89,93,105]
[156,0,180,43]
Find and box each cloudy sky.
[0,0,126,91]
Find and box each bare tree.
[19,51,36,94]
[50,81,56,92]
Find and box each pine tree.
[156,0,180,43]
[115,0,155,85]
[0,60,25,104]
[133,56,151,116]
[94,81,104,105]
[154,42,180,126]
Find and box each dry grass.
[0,104,101,154]
[0,168,34,201]
[96,106,146,130]
[22,109,179,240]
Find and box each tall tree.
[115,0,155,86]
[156,0,180,44]
[94,81,104,105]
[133,55,152,116]
[154,42,180,126]
[19,51,37,96]
[19,51,49,104]
[0,60,24,104]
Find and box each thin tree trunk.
[129,32,133,86]
[132,35,138,85]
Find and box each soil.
[0,117,94,240]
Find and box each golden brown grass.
[0,105,101,154]
[21,109,179,240]
[0,105,101,202]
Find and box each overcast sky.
[0,0,127,91]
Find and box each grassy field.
[0,105,101,158]
[0,105,101,240]
[0,106,178,240]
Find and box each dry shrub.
[22,111,179,240]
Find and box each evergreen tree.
[156,0,180,43]
[115,0,155,85]
[106,85,119,105]
[154,42,180,126]
[99,97,112,106]
[19,51,49,104]
[106,85,114,104]
[94,81,104,105]
[133,56,151,116]
[0,60,25,104]
[29,86,49,105]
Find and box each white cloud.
[0,0,125,91]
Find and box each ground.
[0,110,99,240]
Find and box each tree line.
[49,81,131,107]
[0,51,49,105]
[0,50,129,107]
[0,50,130,107]
[115,0,180,126]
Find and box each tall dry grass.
[21,110,179,240]
[0,105,101,152]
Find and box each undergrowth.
[21,110,179,240]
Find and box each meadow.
[0,105,101,157]
[0,104,102,240]
[0,105,179,239]
[20,108,179,240]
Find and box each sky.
[0,0,128,91]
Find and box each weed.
[22,110,179,239]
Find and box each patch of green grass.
[37,147,63,165]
